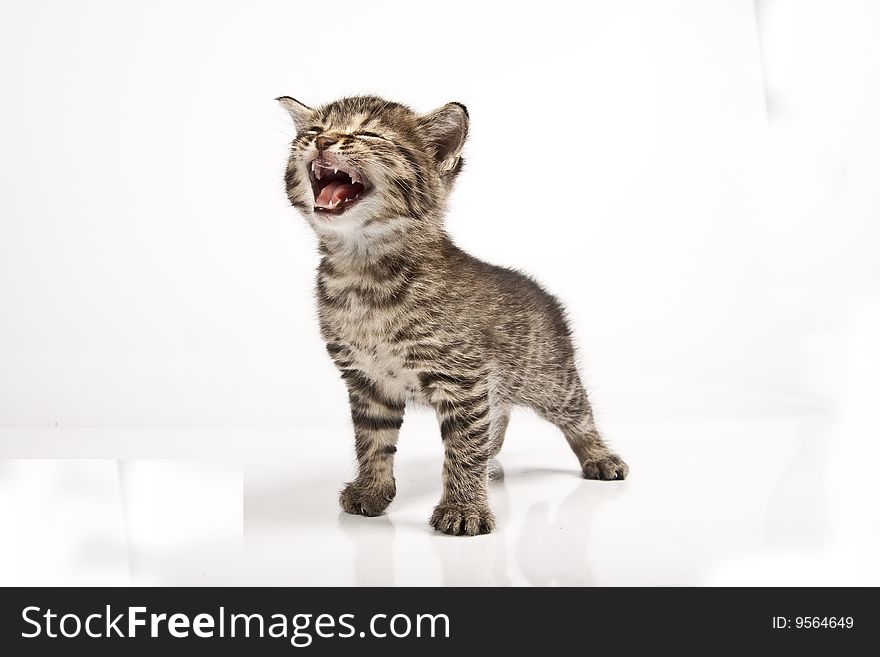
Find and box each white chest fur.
[326,296,424,402]
[343,339,423,402]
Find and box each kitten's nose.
[315,135,338,151]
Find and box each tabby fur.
[279,95,628,536]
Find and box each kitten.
[279,95,628,536]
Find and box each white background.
[1,0,878,586]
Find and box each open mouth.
[309,159,370,215]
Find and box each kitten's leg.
[337,367,405,517]
[538,372,628,481]
[423,373,496,536]
[487,407,510,482]
[488,407,511,459]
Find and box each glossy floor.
[2,409,876,586]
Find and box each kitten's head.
[278,95,468,239]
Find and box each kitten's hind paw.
[582,453,629,480]
[339,479,395,517]
[430,502,495,536]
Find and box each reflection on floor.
[0,411,877,586]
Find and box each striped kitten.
[279,95,627,536]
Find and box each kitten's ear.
[419,102,469,172]
[276,96,314,132]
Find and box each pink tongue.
[315,182,364,207]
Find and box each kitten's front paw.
[339,479,395,517]
[430,502,495,536]
[582,453,629,480]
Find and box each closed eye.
[353,131,391,141]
